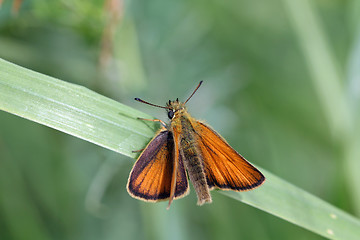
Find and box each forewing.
[127,130,189,202]
[194,122,265,191]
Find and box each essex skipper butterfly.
[127,81,265,209]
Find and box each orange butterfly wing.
[194,122,265,191]
[127,130,189,201]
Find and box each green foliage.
[1,58,360,239]
[1,0,360,240]
[0,58,155,158]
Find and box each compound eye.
[168,110,174,119]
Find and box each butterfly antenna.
[134,98,170,109]
[184,81,203,104]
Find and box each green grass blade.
[282,0,360,216]
[282,0,351,138]
[0,58,156,158]
[1,58,360,239]
[222,170,360,240]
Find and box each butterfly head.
[166,98,186,119]
[134,81,203,120]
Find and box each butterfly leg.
[137,118,167,128]
[133,118,167,153]
[132,148,144,153]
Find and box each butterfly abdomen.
[178,116,212,205]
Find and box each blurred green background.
[1,0,359,239]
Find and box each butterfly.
[127,81,265,208]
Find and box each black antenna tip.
[134,98,141,101]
